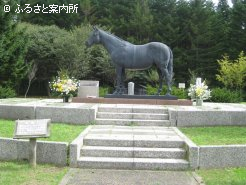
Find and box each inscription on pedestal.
[14,119,51,139]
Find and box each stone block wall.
[0,137,68,166]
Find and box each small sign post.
[178,83,185,89]
[14,119,51,168]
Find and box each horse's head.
[85,26,100,47]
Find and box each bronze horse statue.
[86,27,173,95]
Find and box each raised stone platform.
[105,94,178,100]
[0,98,245,126]
[72,97,192,106]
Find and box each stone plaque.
[14,119,51,139]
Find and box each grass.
[198,167,246,185]
[0,160,67,185]
[179,126,246,145]
[0,119,87,143]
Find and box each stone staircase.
[95,105,171,126]
[77,125,190,170]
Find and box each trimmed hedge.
[210,88,243,103]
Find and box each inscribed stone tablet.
[14,119,50,139]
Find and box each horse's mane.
[99,29,130,46]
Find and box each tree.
[19,0,82,29]
[128,0,153,44]
[20,23,114,95]
[216,51,246,91]
[228,0,246,58]
[211,0,231,56]
[20,23,68,95]
[0,0,27,92]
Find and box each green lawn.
[0,119,87,143]
[0,160,67,185]
[180,126,246,145]
[198,167,246,185]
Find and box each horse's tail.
[167,47,173,80]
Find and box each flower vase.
[196,98,203,106]
[63,96,69,103]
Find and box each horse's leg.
[163,68,171,95]
[156,68,164,95]
[113,66,123,95]
[119,68,126,94]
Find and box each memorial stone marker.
[128,82,134,95]
[78,80,99,98]
[196,78,202,87]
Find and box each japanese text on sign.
[3,4,78,13]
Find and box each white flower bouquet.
[49,75,79,97]
[188,80,211,100]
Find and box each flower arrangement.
[188,80,211,100]
[49,72,79,97]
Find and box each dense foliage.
[0,0,245,99]
[146,85,188,99]
[216,51,246,91]
[0,0,27,97]
[210,87,243,103]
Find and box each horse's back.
[113,42,170,69]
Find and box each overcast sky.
[212,0,233,7]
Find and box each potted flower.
[188,80,211,106]
[49,72,79,102]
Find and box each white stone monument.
[196,78,202,87]
[128,82,134,95]
[78,80,99,98]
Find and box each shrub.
[99,86,114,97]
[216,51,246,91]
[146,85,188,99]
[210,88,242,103]
[0,86,16,98]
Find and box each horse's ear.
[93,26,98,31]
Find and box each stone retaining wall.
[0,137,68,166]
[0,104,96,124]
[176,130,246,169]
[199,145,246,169]
[70,126,92,167]
[169,109,246,127]
[36,106,96,124]
[0,105,35,120]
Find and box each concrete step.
[97,107,168,114]
[97,112,169,120]
[83,136,185,148]
[77,157,189,170]
[89,128,176,135]
[95,118,171,126]
[80,146,186,159]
